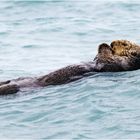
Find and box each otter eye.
[131,52,137,56]
[123,43,127,46]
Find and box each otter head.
[110,40,139,57]
[98,43,112,55]
[95,40,140,71]
[110,40,140,70]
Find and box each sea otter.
[0,40,140,95]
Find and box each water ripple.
[0,0,140,139]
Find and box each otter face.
[110,40,133,56]
[110,40,140,57]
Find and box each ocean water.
[0,0,140,139]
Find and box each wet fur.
[1,40,140,95]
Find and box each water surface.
[0,0,140,139]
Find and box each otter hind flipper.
[0,84,20,95]
[0,80,11,86]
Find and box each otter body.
[1,40,140,95]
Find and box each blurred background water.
[0,0,140,139]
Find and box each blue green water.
[0,0,140,139]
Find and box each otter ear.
[98,43,111,54]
